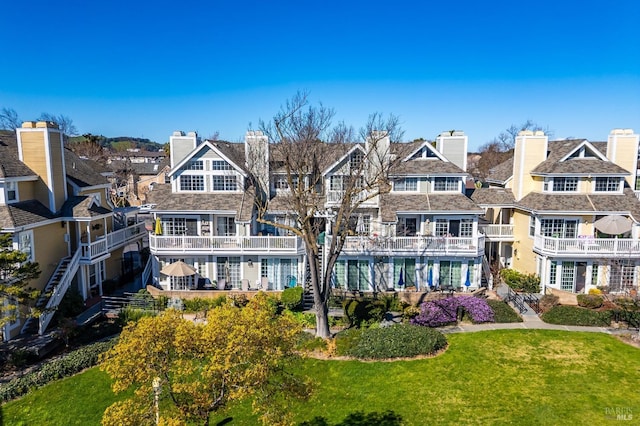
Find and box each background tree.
[0,232,41,340]
[472,120,553,179]
[68,133,108,164]
[37,112,78,136]
[255,92,403,338]
[100,294,310,426]
[0,108,21,130]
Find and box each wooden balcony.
[329,235,485,257]
[479,224,515,241]
[80,222,146,262]
[533,235,640,257]
[149,235,304,255]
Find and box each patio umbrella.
[594,215,632,235]
[154,218,162,235]
[464,267,471,287]
[397,267,404,288]
[161,260,196,277]
[427,267,433,288]
[356,214,365,235]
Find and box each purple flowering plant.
[411,296,494,327]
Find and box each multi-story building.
[146,130,485,294]
[0,122,146,340]
[473,129,640,294]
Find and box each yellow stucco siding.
[17,181,35,200]
[512,134,548,200]
[31,223,68,291]
[19,132,51,207]
[608,135,638,187]
[511,211,536,274]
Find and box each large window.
[439,261,461,287]
[393,258,416,288]
[540,219,577,238]
[179,175,204,191]
[216,216,235,236]
[594,177,621,192]
[260,258,298,290]
[459,219,474,237]
[350,151,364,170]
[217,257,241,289]
[561,261,575,291]
[435,219,449,236]
[397,217,417,236]
[433,177,459,191]
[162,218,198,236]
[609,263,635,292]
[18,231,34,262]
[212,176,237,191]
[347,260,370,291]
[394,178,418,191]
[549,261,557,286]
[552,177,578,192]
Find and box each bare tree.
[253,92,403,337]
[0,107,21,130]
[38,113,78,136]
[69,133,107,164]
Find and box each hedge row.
[541,306,611,327]
[0,338,116,403]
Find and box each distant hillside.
[68,135,164,152]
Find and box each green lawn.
[3,330,639,425]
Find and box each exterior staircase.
[302,248,322,310]
[20,249,81,336]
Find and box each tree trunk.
[306,247,331,338]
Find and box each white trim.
[558,140,608,162]
[321,144,366,177]
[402,141,448,162]
[168,141,248,178]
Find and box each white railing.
[534,235,640,256]
[38,249,81,335]
[81,223,146,260]
[149,235,303,254]
[479,224,514,239]
[325,190,376,205]
[332,235,484,256]
[635,190,640,201]
[482,256,494,289]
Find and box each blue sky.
[1,0,638,150]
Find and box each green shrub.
[335,324,446,359]
[342,296,394,328]
[288,311,317,328]
[300,410,404,426]
[500,269,540,293]
[576,294,603,309]
[118,306,157,324]
[0,339,116,403]
[182,296,227,313]
[541,305,611,326]
[296,333,328,352]
[487,299,523,323]
[281,286,304,311]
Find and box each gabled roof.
[531,139,629,175]
[168,140,248,178]
[321,144,366,176]
[402,140,447,162]
[146,183,254,222]
[60,196,112,219]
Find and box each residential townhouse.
[145,130,485,295]
[473,129,640,294]
[0,122,146,340]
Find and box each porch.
[149,235,304,255]
[332,235,484,256]
[534,235,640,257]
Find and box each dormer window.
[212,176,237,191]
[594,177,621,192]
[394,178,418,191]
[274,174,298,191]
[544,177,578,192]
[180,175,205,191]
[433,177,459,192]
[212,160,233,171]
[350,151,364,170]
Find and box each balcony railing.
[330,235,484,256]
[534,235,640,257]
[325,190,377,205]
[149,235,303,254]
[479,224,515,240]
[80,222,146,261]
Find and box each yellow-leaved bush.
[100,293,311,426]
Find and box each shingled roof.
[60,196,112,219]
[531,140,628,175]
[65,149,111,187]
[0,200,57,229]
[517,188,640,221]
[485,157,514,184]
[380,193,482,222]
[146,184,254,222]
[471,188,515,206]
[0,131,39,178]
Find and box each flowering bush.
[412,296,494,327]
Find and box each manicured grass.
[4,330,640,425]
